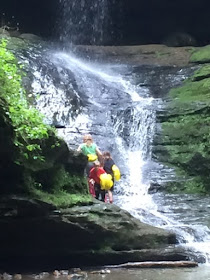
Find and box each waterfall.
[58,0,109,45]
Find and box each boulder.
[162,32,197,47]
[19,33,42,42]
[0,196,193,271]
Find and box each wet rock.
[0,197,178,269]
[69,273,87,280]
[52,270,60,277]
[148,182,162,193]
[19,33,42,42]
[38,273,49,278]
[89,269,110,274]
[60,270,68,276]
[108,260,198,268]
[69,269,81,273]
[100,269,111,274]
[0,28,10,36]
[13,274,22,280]
[2,273,12,280]
[162,32,197,47]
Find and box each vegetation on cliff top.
[0,39,88,206]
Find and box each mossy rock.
[190,45,210,63]
[191,64,210,81]
[169,79,210,103]
[6,37,29,51]
[154,64,210,193]
[33,164,88,194]
[19,33,42,42]
[163,177,205,194]
[0,28,10,36]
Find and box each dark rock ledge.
[0,196,200,272]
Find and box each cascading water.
[58,0,109,45]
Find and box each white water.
[59,0,109,44]
[51,52,150,102]
[30,49,210,263]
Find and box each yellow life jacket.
[87,154,98,162]
[112,165,121,181]
[100,173,113,190]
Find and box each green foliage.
[30,188,93,208]
[169,79,210,103]
[22,168,89,207]
[164,177,205,194]
[191,64,210,81]
[35,165,88,194]
[28,159,89,203]
[0,39,52,165]
[184,178,205,193]
[163,114,210,146]
[0,39,90,205]
[190,45,210,63]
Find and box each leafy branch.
[0,39,53,164]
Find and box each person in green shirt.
[77,134,102,176]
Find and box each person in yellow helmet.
[77,134,102,176]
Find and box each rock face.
[74,44,194,66]
[0,196,195,271]
[0,104,22,194]
[153,47,210,193]
[162,32,197,47]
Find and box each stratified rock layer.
[0,196,194,271]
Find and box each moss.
[155,51,171,58]
[29,188,93,208]
[191,64,210,81]
[97,245,114,253]
[162,114,210,144]
[34,165,87,193]
[190,45,210,63]
[156,64,210,194]
[164,177,205,194]
[169,79,210,103]
[6,37,29,51]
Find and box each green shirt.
[81,143,97,156]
